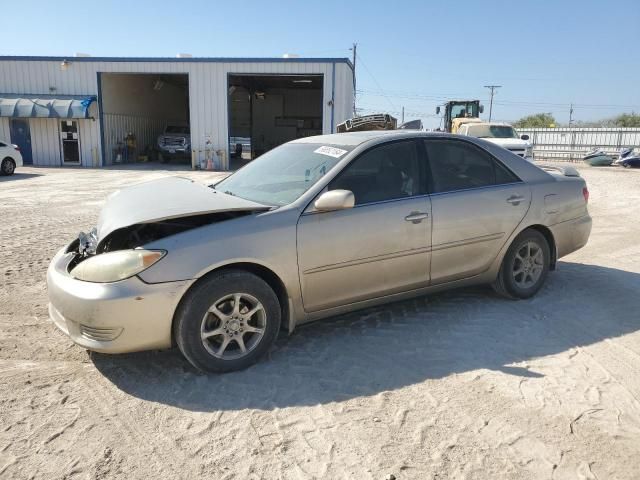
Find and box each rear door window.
[424,140,520,193]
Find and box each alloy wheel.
[512,241,544,288]
[200,293,266,360]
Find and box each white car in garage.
[0,140,23,175]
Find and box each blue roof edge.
[0,56,354,70]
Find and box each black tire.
[174,269,281,373]
[1,158,15,176]
[492,229,550,299]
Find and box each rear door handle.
[404,211,429,223]
[506,195,525,205]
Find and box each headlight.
[70,249,166,283]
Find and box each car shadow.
[0,172,43,182]
[92,261,640,412]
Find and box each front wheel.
[493,229,550,299]
[1,158,15,176]
[174,270,281,373]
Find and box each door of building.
[9,119,33,164]
[60,120,81,165]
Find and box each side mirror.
[314,190,355,212]
[435,106,441,115]
[521,134,530,141]
[479,105,484,114]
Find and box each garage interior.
[228,74,323,166]
[99,73,190,165]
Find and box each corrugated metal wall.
[518,127,640,161]
[0,118,9,142]
[29,119,60,166]
[0,58,354,169]
[78,118,100,167]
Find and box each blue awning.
[0,94,96,118]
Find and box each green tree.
[608,113,640,127]
[514,113,557,128]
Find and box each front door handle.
[405,211,429,224]
[506,195,524,205]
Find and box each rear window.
[425,140,520,193]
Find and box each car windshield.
[467,125,517,139]
[165,125,190,134]
[214,143,352,206]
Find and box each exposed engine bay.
[68,211,255,268]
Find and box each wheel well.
[525,225,557,270]
[171,263,291,345]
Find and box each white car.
[0,140,23,175]
[457,122,533,161]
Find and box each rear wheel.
[493,229,550,299]
[1,158,15,176]
[175,270,281,372]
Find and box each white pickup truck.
[157,124,191,162]
[457,122,533,161]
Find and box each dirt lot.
[1,163,639,479]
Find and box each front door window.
[329,140,423,204]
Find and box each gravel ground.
[1,163,639,480]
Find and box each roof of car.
[292,130,453,146]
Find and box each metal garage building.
[0,56,354,170]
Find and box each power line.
[357,105,439,118]
[484,85,502,121]
[354,52,396,112]
[356,88,640,110]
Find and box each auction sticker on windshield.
[314,146,348,158]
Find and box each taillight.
[12,144,20,152]
[582,187,589,203]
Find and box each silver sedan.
[47,132,592,372]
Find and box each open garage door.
[228,74,323,167]
[99,73,190,166]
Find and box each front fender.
[138,206,301,299]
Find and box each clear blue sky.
[2,0,639,128]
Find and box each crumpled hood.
[96,177,269,243]
[483,137,531,149]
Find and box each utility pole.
[569,103,574,127]
[484,85,501,121]
[350,42,357,115]
[401,106,405,124]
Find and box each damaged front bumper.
[47,244,193,354]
